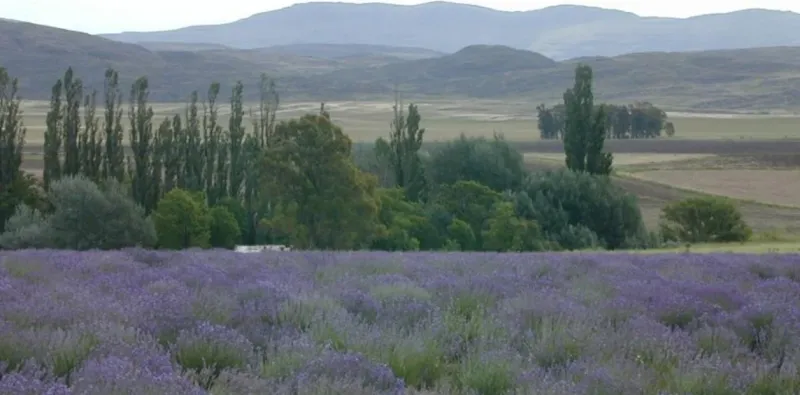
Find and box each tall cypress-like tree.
[388,93,426,201]
[102,68,125,182]
[228,81,245,198]
[44,79,63,189]
[202,83,221,203]
[0,68,27,233]
[79,90,103,181]
[171,114,186,189]
[160,116,180,194]
[183,91,203,191]
[562,64,612,175]
[62,68,83,176]
[128,77,155,213]
[251,73,279,149]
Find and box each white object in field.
[234,244,292,253]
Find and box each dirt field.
[628,170,800,208]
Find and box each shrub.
[154,189,211,249]
[209,206,242,249]
[518,169,647,250]
[0,176,156,250]
[659,196,752,243]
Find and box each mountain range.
[1,2,800,110]
[100,2,800,60]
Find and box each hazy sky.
[4,0,796,34]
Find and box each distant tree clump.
[660,196,752,243]
[538,101,672,140]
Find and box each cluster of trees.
[0,63,747,252]
[537,101,675,140]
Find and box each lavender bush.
[1,249,800,394]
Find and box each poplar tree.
[102,68,125,182]
[79,90,103,181]
[160,116,180,194]
[171,114,185,188]
[202,83,221,203]
[62,68,83,176]
[44,79,63,189]
[0,68,26,232]
[387,93,426,201]
[228,81,245,198]
[128,77,155,213]
[183,91,203,191]
[562,64,612,175]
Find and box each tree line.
[0,64,745,252]
[537,101,676,140]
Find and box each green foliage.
[261,113,379,250]
[434,180,502,249]
[426,134,525,193]
[519,169,647,250]
[0,176,157,250]
[562,64,613,175]
[154,188,211,249]
[209,206,241,249]
[482,202,546,252]
[660,196,752,243]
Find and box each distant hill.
[3,19,800,110]
[100,2,800,59]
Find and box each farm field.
[1,249,800,393]
[17,99,800,144]
[627,169,800,208]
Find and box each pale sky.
[3,0,795,34]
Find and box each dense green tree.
[482,201,546,252]
[433,180,502,249]
[44,79,63,189]
[426,134,525,193]
[536,103,563,140]
[519,169,647,250]
[0,176,157,250]
[660,197,751,243]
[563,64,612,175]
[102,68,126,182]
[209,206,241,249]
[128,77,156,213]
[216,197,247,245]
[154,188,211,249]
[0,68,27,233]
[260,113,379,249]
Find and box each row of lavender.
[1,250,799,394]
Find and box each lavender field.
[1,250,800,394]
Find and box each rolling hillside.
[100,2,800,59]
[2,19,800,110]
